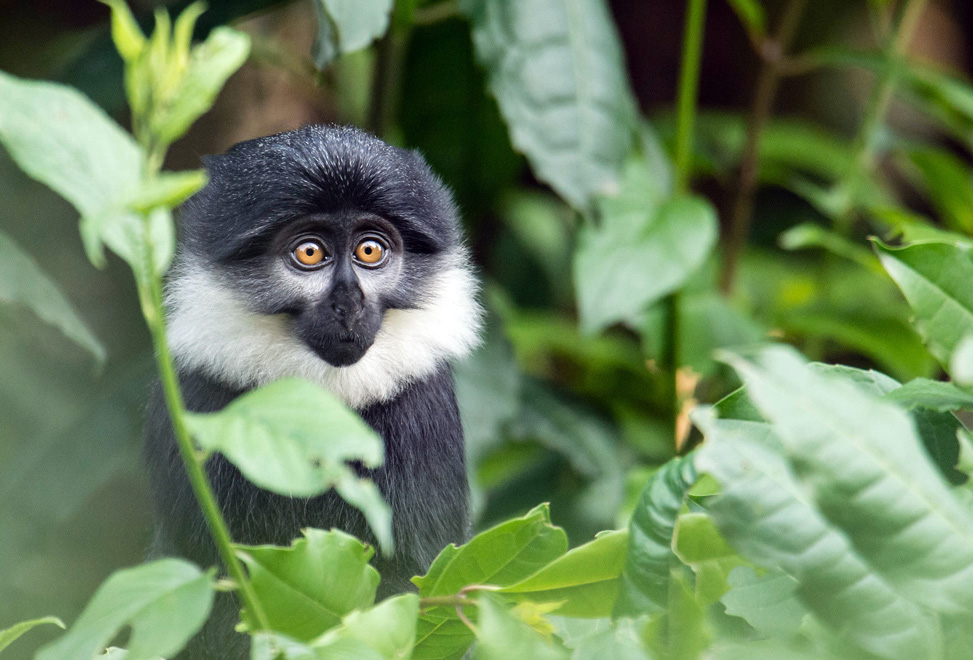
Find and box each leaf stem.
[833,0,928,235]
[665,0,707,445]
[719,0,807,295]
[138,269,272,631]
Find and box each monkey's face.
[167,125,482,409]
[261,213,406,367]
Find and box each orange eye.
[293,240,326,267]
[354,239,386,265]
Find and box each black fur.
[144,125,472,659]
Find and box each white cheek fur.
[165,254,483,410]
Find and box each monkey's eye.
[353,239,387,266]
[292,240,327,268]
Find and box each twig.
[719,0,807,295]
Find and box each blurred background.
[1,0,971,657]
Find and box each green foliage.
[0,617,64,656]
[235,529,380,641]
[35,559,214,660]
[185,379,393,552]
[0,231,105,365]
[463,0,637,210]
[313,0,394,67]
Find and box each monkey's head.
[166,125,482,409]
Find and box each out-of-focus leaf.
[100,0,146,61]
[883,378,973,411]
[0,70,142,268]
[500,530,628,618]
[463,0,637,209]
[899,147,973,233]
[474,593,568,660]
[312,0,394,67]
[779,222,882,272]
[0,617,64,655]
[725,0,766,40]
[721,345,973,614]
[720,566,806,637]
[412,504,568,660]
[575,191,717,334]
[235,529,379,641]
[127,169,207,214]
[613,455,697,617]
[184,379,392,552]
[952,336,973,387]
[313,594,418,658]
[875,240,973,370]
[150,27,250,148]
[35,559,214,660]
[672,512,746,605]
[0,231,105,365]
[870,206,973,247]
[695,412,940,659]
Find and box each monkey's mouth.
[303,331,374,367]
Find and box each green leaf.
[0,231,105,365]
[100,0,146,61]
[575,193,718,333]
[672,512,746,605]
[720,345,973,614]
[883,378,973,411]
[779,222,882,272]
[312,0,394,68]
[235,528,379,641]
[500,529,628,617]
[127,170,207,214]
[875,240,973,370]
[151,27,250,148]
[720,566,806,637]
[474,593,568,660]
[463,0,637,209]
[0,70,143,268]
[695,412,940,659]
[725,0,766,40]
[0,616,64,655]
[35,559,214,660]
[184,379,392,552]
[613,454,697,617]
[952,336,973,387]
[314,593,419,659]
[412,504,568,660]
[900,147,973,232]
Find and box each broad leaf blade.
[500,529,628,617]
[0,616,64,654]
[0,231,105,365]
[473,593,568,660]
[314,593,419,658]
[312,0,394,68]
[236,529,380,642]
[35,559,214,660]
[696,413,940,659]
[721,345,973,614]
[613,454,697,616]
[875,240,973,370]
[464,0,637,209]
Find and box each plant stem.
[719,0,807,295]
[368,26,409,138]
[665,0,707,446]
[139,270,271,631]
[834,0,928,235]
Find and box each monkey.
[143,125,482,658]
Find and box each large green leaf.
[575,191,718,334]
[473,593,568,660]
[0,70,143,269]
[312,0,394,68]
[720,346,973,614]
[884,378,973,412]
[235,528,379,641]
[720,567,806,637]
[695,413,939,659]
[184,378,392,551]
[0,616,64,655]
[500,529,628,617]
[875,240,973,370]
[35,559,214,660]
[0,231,104,365]
[900,147,973,233]
[313,593,419,659]
[412,504,568,660]
[463,0,636,209]
[613,454,697,617]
